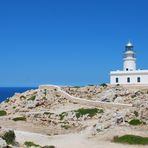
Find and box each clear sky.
[0,0,148,87]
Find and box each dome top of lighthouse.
[125,41,134,51]
[126,41,133,47]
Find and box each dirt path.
[15,130,148,148]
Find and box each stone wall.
[39,85,133,109]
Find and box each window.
[127,77,130,83]
[116,78,119,83]
[137,77,140,83]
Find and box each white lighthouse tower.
[110,41,148,85]
[123,41,136,71]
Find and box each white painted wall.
[110,70,148,84]
[123,58,136,71]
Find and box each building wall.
[110,71,148,84]
[123,58,136,71]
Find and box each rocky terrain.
[0,84,148,147]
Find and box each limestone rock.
[0,138,7,148]
[114,96,124,103]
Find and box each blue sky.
[0,0,148,87]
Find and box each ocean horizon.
[0,87,37,102]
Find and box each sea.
[0,87,37,102]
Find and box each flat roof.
[110,70,148,75]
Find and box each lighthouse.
[123,41,136,71]
[110,41,148,85]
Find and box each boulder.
[114,97,124,103]
[93,123,104,133]
[116,115,124,124]
[133,100,142,107]
[0,138,7,148]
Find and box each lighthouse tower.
[123,41,136,71]
[110,41,148,84]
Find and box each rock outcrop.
[0,137,7,148]
[0,84,148,145]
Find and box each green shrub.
[59,112,67,120]
[42,146,55,148]
[42,97,47,100]
[12,106,16,109]
[12,116,26,121]
[27,96,36,101]
[24,141,55,148]
[75,108,103,118]
[131,94,136,98]
[73,86,81,88]
[88,84,94,86]
[44,89,47,96]
[2,130,15,145]
[0,110,7,116]
[44,112,53,115]
[5,99,10,103]
[134,111,139,117]
[113,135,148,145]
[61,124,71,129]
[100,83,107,87]
[128,119,145,125]
[24,141,40,147]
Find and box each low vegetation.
[73,86,81,88]
[42,146,55,148]
[75,108,103,118]
[12,116,26,121]
[2,130,15,145]
[0,110,7,116]
[24,141,55,148]
[59,108,103,120]
[12,106,16,109]
[61,124,71,129]
[27,95,36,101]
[59,112,68,120]
[100,83,107,87]
[44,112,53,115]
[24,141,40,147]
[4,98,10,103]
[134,111,139,117]
[128,119,146,125]
[44,89,47,96]
[113,135,148,145]
[42,96,47,100]
[88,84,94,86]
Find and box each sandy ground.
[15,129,148,148]
[1,117,148,148]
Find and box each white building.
[110,41,148,84]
